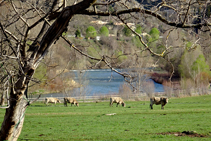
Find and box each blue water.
[70,69,164,96]
[38,69,164,98]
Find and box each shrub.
[149,27,160,41]
[100,26,109,36]
[75,29,81,37]
[122,26,132,37]
[86,26,97,39]
[135,25,142,34]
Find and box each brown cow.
[64,97,79,107]
[45,97,61,106]
[150,97,168,109]
[110,97,125,107]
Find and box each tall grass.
[0,95,211,140]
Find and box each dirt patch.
[156,131,206,138]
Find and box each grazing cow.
[64,97,79,107]
[45,97,61,106]
[150,97,168,109]
[110,97,125,107]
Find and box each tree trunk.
[0,90,28,141]
[0,93,5,106]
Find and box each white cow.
[45,97,61,106]
[110,97,125,107]
[64,97,79,107]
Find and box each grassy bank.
[0,95,211,140]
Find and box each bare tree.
[0,0,211,140]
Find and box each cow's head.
[76,102,79,107]
[57,99,61,103]
[165,98,168,104]
[122,102,126,107]
[163,98,168,103]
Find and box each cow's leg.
[116,103,119,107]
[64,100,66,106]
[150,104,153,109]
[161,102,164,109]
[71,103,73,106]
[110,102,113,107]
[161,104,164,109]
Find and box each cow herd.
[44,96,169,109]
[45,97,79,107]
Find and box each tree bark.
[0,88,28,141]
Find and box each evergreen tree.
[86,26,97,39]
[100,26,109,36]
[75,29,81,38]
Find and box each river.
[37,69,164,98]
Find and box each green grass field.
[0,95,211,141]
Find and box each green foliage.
[122,26,132,37]
[191,54,210,75]
[186,41,192,49]
[149,27,160,41]
[99,26,109,36]
[179,46,209,79]
[132,36,143,48]
[86,26,97,39]
[75,29,81,37]
[132,25,143,47]
[12,95,211,140]
[135,25,142,34]
[116,51,127,62]
[62,32,67,37]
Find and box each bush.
[86,26,97,39]
[122,26,132,37]
[75,29,81,37]
[149,27,160,41]
[100,26,109,36]
[135,25,142,34]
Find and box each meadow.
[0,95,211,141]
